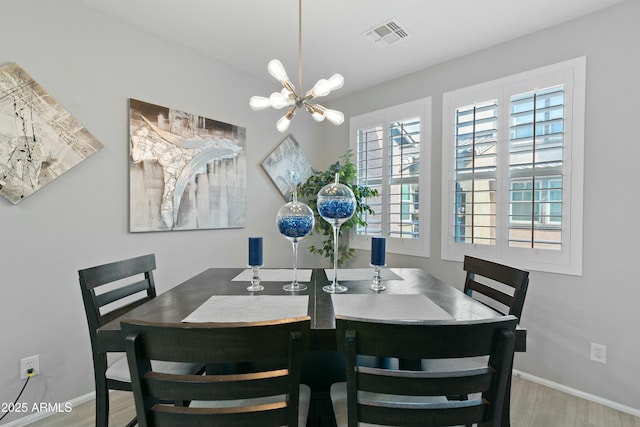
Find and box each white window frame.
[350,98,431,258]
[441,57,585,275]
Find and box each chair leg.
[94,378,109,427]
[93,356,109,427]
[501,365,514,427]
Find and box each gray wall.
[324,0,640,413]
[0,1,327,424]
[1,0,638,424]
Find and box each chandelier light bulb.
[276,107,297,132]
[306,104,326,122]
[326,74,345,91]
[281,88,295,104]
[267,59,290,84]
[269,91,291,109]
[324,108,345,126]
[249,96,272,111]
[276,115,293,132]
[311,110,325,122]
[308,74,345,98]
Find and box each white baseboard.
[1,391,95,427]
[513,370,640,418]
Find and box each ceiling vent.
[363,18,410,47]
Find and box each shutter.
[356,125,383,236]
[454,100,498,245]
[388,118,420,239]
[508,85,564,249]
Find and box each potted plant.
[299,150,378,266]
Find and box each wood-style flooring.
[25,375,640,427]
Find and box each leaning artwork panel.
[261,134,313,200]
[129,98,246,232]
[0,63,103,204]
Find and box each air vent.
[363,18,410,47]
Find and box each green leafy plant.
[299,150,378,266]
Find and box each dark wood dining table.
[96,267,526,427]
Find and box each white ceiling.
[79,0,624,98]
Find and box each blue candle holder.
[370,237,386,266]
[370,237,386,291]
[247,237,264,292]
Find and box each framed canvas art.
[261,134,314,200]
[0,63,103,204]
[129,98,246,231]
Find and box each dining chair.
[463,255,530,320]
[122,317,312,427]
[329,316,518,427]
[78,254,202,427]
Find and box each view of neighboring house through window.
[350,98,430,257]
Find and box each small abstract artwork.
[0,63,103,204]
[261,134,314,200]
[129,98,246,232]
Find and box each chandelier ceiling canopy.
[249,0,344,132]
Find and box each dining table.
[96,267,526,427]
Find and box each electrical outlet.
[590,343,607,364]
[20,355,40,379]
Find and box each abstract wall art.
[129,98,246,232]
[0,63,103,204]
[261,134,314,200]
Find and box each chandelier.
[249,0,344,132]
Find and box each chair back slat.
[467,280,514,313]
[337,316,508,360]
[359,402,487,427]
[463,255,529,319]
[79,254,157,289]
[123,318,310,427]
[357,366,495,397]
[94,279,153,308]
[99,297,154,327]
[150,405,289,427]
[336,316,517,427]
[144,370,290,401]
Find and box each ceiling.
[78,0,624,99]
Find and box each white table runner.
[325,268,403,281]
[182,295,309,323]
[232,269,312,283]
[331,294,452,321]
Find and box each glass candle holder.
[318,173,356,293]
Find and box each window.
[350,98,431,257]
[442,57,585,275]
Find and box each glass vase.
[317,173,356,293]
[276,190,314,292]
